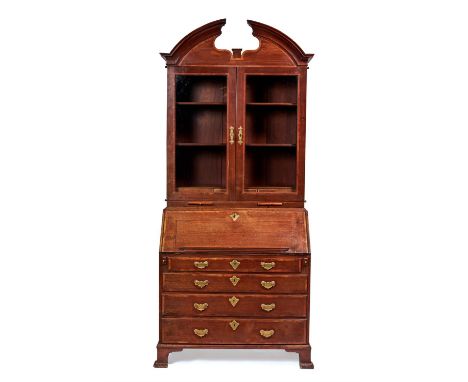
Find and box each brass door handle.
[261,261,275,270]
[194,328,208,337]
[238,126,243,145]
[193,302,208,311]
[261,303,276,312]
[261,280,276,289]
[260,329,275,338]
[229,126,235,144]
[194,261,208,269]
[194,280,209,288]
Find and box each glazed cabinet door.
[167,67,237,202]
[235,67,306,202]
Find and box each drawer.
[162,293,307,317]
[161,317,307,344]
[167,256,302,273]
[163,273,308,293]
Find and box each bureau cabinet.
[154,19,314,368]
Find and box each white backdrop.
[1,1,468,381]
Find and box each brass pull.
[193,302,208,311]
[229,320,239,331]
[194,280,209,288]
[261,261,275,270]
[229,296,239,307]
[260,329,275,338]
[194,260,208,269]
[261,280,276,289]
[261,303,276,312]
[230,275,240,286]
[194,328,208,337]
[229,126,235,144]
[230,259,240,269]
[238,126,243,145]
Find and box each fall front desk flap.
[160,208,310,254]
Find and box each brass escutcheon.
[193,302,208,311]
[261,261,275,270]
[194,328,208,337]
[229,212,240,221]
[261,280,276,289]
[194,260,208,269]
[229,296,239,307]
[260,329,275,338]
[230,259,240,269]
[229,126,235,144]
[194,280,209,288]
[261,303,276,312]
[230,275,240,286]
[229,320,239,331]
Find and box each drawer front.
[167,256,302,273]
[163,273,308,293]
[162,293,307,317]
[161,318,307,344]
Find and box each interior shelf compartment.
[176,75,227,103]
[176,105,226,145]
[244,146,296,190]
[176,146,226,189]
[246,75,297,104]
[246,105,297,145]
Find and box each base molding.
[153,343,313,369]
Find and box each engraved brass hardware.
[229,296,239,307]
[261,261,275,270]
[261,303,276,312]
[261,280,276,289]
[260,329,275,338]
[238,126,243,145]
[229,126,235,144]
[194,260,208,269]
[229,212,240,221]
[194,280,209,288]
[229,320,239,331]
[230,259,240,269]
[230,275,240,286]
[193,303,208,311]
[194,328,208,337]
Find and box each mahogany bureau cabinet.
[154,19,314,369]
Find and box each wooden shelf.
[246,143,296,148]
[176,143,225,147]
[177,102,226,106]
[246,102,297,107]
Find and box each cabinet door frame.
[235,67,306,202]
[167,66,236,202]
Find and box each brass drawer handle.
[194,280,209,288]
[261,261,275,270]
[230,259,240,269]
[194,328,208,337]
[260,329,275,338]
[261,280,276,289]
[194,261,208,269]
[230,275,240,286]
[229,126,235,144]
[238,126,243,145]
[261,303,276,312]
[193,302,208,311]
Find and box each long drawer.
[161,317,307,344]
[162,293,307,317]
[162,273,308,293]
[167,256,302,273]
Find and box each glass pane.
[175,75,227,190]
[244,75,298,192]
